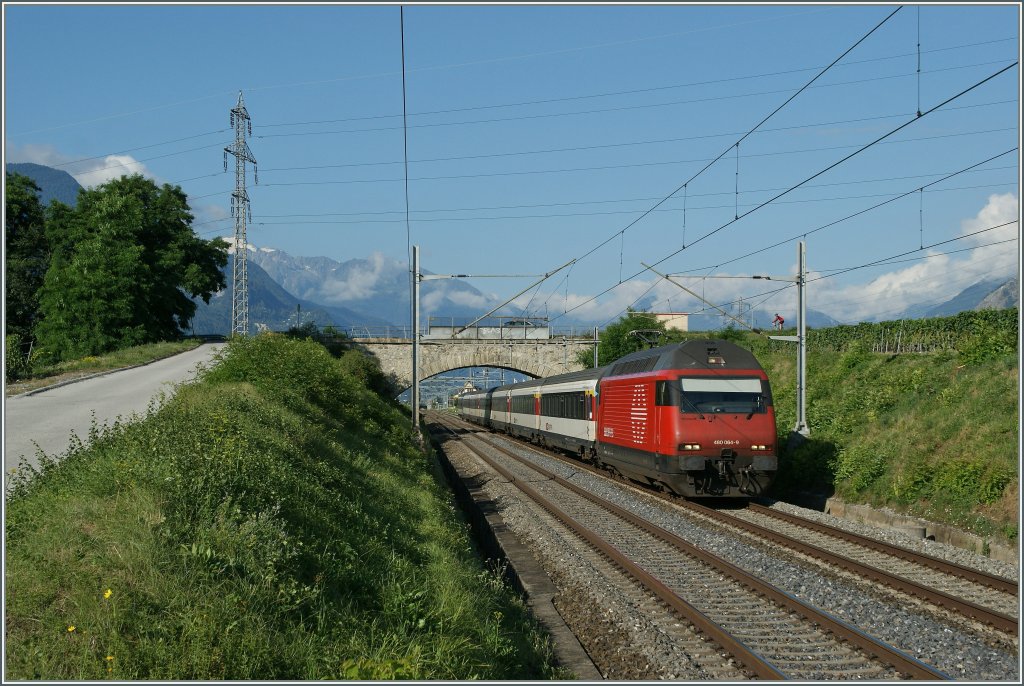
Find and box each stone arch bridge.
[356,338,596,390]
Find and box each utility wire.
[809,221,1017,282]
[255,127,1014,189]
[58,142,229,178]
[12,27,1009,138]
[217,162,1015,220]
[40,130,228,169]
[604,231,1016,333]
[469,7,903,289]
[255,99,1016,172]
[256,36,1013,129]
[260,62,1011,141]
[231,181,1016,227]
[254,60,1016,140]
[550,55,1017,324]
[645,236,1017,326]
[661,148,1017,278]
[819,237,1017,273]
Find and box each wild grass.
[735,326,1019,545]
[4,334,566,680]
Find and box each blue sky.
[4,2,1020,327]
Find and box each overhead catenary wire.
[549,62,1018,324]
[819,237,1017,273]
[17,11,1010,339]
[810,221,1018,282]
[812,252,1018,324]
[661,148,1017,278]
[573,170,1016,327]
[606,230,1016,334]
[415,9,935,292]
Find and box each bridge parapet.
[356,338,595,390]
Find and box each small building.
[650,312,690,332]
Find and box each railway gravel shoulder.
[428,423,603,679]
[467,422,1019,681]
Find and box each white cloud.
[961,192,1019,243]
[816,193,1019,322]
[314,251,404,302]
[7,142,156,188]
[445,288,491,309]
[74,154,151,187]
[527,194,1018,326]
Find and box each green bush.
[749,315,1018,542]
[5,333,30,382]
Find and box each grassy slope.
[739,332,1019,545]
[4,335,564,680]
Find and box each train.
[455,339,777,498]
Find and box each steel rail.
[685,501,1019,636]
[448,412,1018,638]
[431,419,786,680]
[464,428,951,681]
[747,502,1018,596]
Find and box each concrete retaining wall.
[824,497,1019,564]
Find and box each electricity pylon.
[224,91,258,337]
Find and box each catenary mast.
[224,91,258,336]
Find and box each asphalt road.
[4,343,224,477]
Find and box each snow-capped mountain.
[229,240,498,326]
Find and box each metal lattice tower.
[223,91,258,336]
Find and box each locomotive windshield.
[678,377,767,414]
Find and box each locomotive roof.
[607,338,763,375]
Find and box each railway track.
[429,414,951,680]
[681,501,1019,636]
[442,413,1019,639]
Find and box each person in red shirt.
[772,313,785,330]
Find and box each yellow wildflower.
[67,625,76,633]
[103,588,112,599]
[106,655,114,662]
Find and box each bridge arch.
[356,339,592,391]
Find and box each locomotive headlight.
[679,443,702,451]
[750,444,769,450]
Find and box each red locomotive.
[457,339,777,498]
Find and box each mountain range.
[244,243,499,327]
[188,258,371,336]
[6,162,82,206]
[205,240,1015,333]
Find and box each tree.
[577,309,669,368]
[4,173,49,344]
[34,175,228,361]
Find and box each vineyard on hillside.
[806,308,1018,361]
